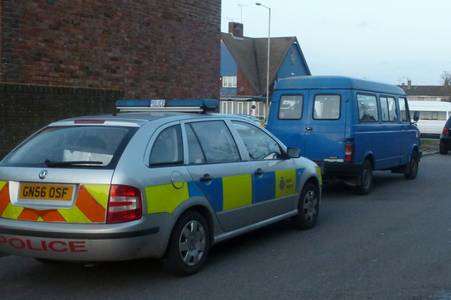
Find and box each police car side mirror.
[285,147,301,159]
[413,111,420,123]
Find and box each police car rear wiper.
[44,160,104,167]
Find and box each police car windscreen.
[1,126,136,169]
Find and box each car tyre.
[404,151,420,180]
[355,160,373,195]
[164,210,211,276]
[440,142,448,155]
[292,182,320,230]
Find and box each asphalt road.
[1,154,451,299]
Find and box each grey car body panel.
[0,112,321,261]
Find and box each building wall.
[0,83,122,158]
[276,44,310,80]
[0,0,221,99]
[407,96,449,102]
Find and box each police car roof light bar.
[115,99,219,114]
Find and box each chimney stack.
[229,22,244,38]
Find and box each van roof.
[275,76,406,96]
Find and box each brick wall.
[0,83,122,158]
[0,0,221,99]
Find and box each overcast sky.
[221,0,451,85]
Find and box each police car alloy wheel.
[179,220,207,267]
[164,210,211,276]
[293,182,319,230]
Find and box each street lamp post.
[256,2,271,119]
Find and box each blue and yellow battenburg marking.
[145,168,304,214]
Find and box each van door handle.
[305,127,313,132]
[200,174,212,182]
[255,168,264,176]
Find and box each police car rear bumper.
[0,216,172,261]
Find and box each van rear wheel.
[404,151,419,180]
[355,160,373,195]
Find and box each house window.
[222,76,237,88]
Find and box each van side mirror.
[285,147,301,159]
[413,111,420,122]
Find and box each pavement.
[1,154,451,299]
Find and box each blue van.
[266,76,421,194]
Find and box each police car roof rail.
[115,99,219,114]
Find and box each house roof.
[276,76,406,95]
[221,33,310,95]
[401,85,451,97]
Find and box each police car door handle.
[255,168,264,176]
[200,174,212,182]
[305,127,313,132]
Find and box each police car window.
[232,121,282,160]
[1,126,135,169]
[380,97,390,122]
[186,124,206,165]
[279,95,303,120]
[357,94,379,122]
[149,125,183,167]
[314,95,341,120]
[190,121,240,164]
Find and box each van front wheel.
[355,160,373,195]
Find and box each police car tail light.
[107,185,142,224]
[443,127,449,136]
[345,142,354,163]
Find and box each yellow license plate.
[19,183,74,201]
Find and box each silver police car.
[0,99,322,275]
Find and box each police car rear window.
[1,126,137,169]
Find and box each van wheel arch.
[363,154,375,169]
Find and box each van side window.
[279,95,303,119]
[313,95,341,120]
[150,125,183,167]
[387,97,398,121]
[380,97,390,122]
[357,94,379,122]
[398,98,410,122]
[190,121,241,163]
